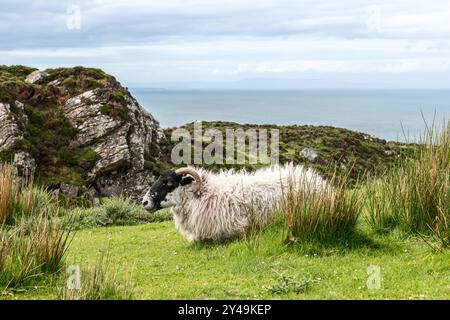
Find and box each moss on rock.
[0,149,14,162]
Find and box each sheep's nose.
[142,200,148,206]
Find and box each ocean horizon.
[131,88,450,142]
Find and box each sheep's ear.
[180,176,194,186]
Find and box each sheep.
[142,163,329,242]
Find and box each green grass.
[0,166,125,299]
[1,149,448,300]
[3,217,448,300]
[59,250,134,300]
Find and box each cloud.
[253,59,450,73]
[1,0,450,87]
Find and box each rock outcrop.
[0,102,22,150]
[60,86,165,198]
[300,148,319,162]
[25,70,48,84]
[13,151,35,176]
[0,66,166,200]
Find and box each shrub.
[0,150,14,163]
[265,272,319,295]
[59,148,80,165]
[100,104,113,115]
[45,67,109,83]
[62,77,77,89]
[0,65,37,81]
[71,197,171,229]
[112,90,126,103]
[84,77,102,90]
[100,103,129,121]
[80,149,100,167]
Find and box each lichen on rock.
[25,70,48,84]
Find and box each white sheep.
[142,163,329,242]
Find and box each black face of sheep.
[142,169,195,212]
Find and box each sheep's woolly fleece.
[169,163,329,242]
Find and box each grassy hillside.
[164,121,415,184]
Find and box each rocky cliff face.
[0,66,166,200]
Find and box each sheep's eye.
[167,181,173,187]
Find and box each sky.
[1,0,450,88]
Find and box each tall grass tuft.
[0,164,17,224]
[29,210,74,273]
[0,164,74,291]
[243,204,264,251]
[365,120,449,247]
[0,164,59,225]
[0,229,37,289]
[364,179,398,233]
[0,210,74,290]
[281,170,361,243]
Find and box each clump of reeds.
[281,170,361,243]
[0,208,74,290]
[0,164,17,224]
[0,164,74,291]
[365,120,449,248]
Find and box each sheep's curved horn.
[175,167,201,195]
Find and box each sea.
[130,89,450,142]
